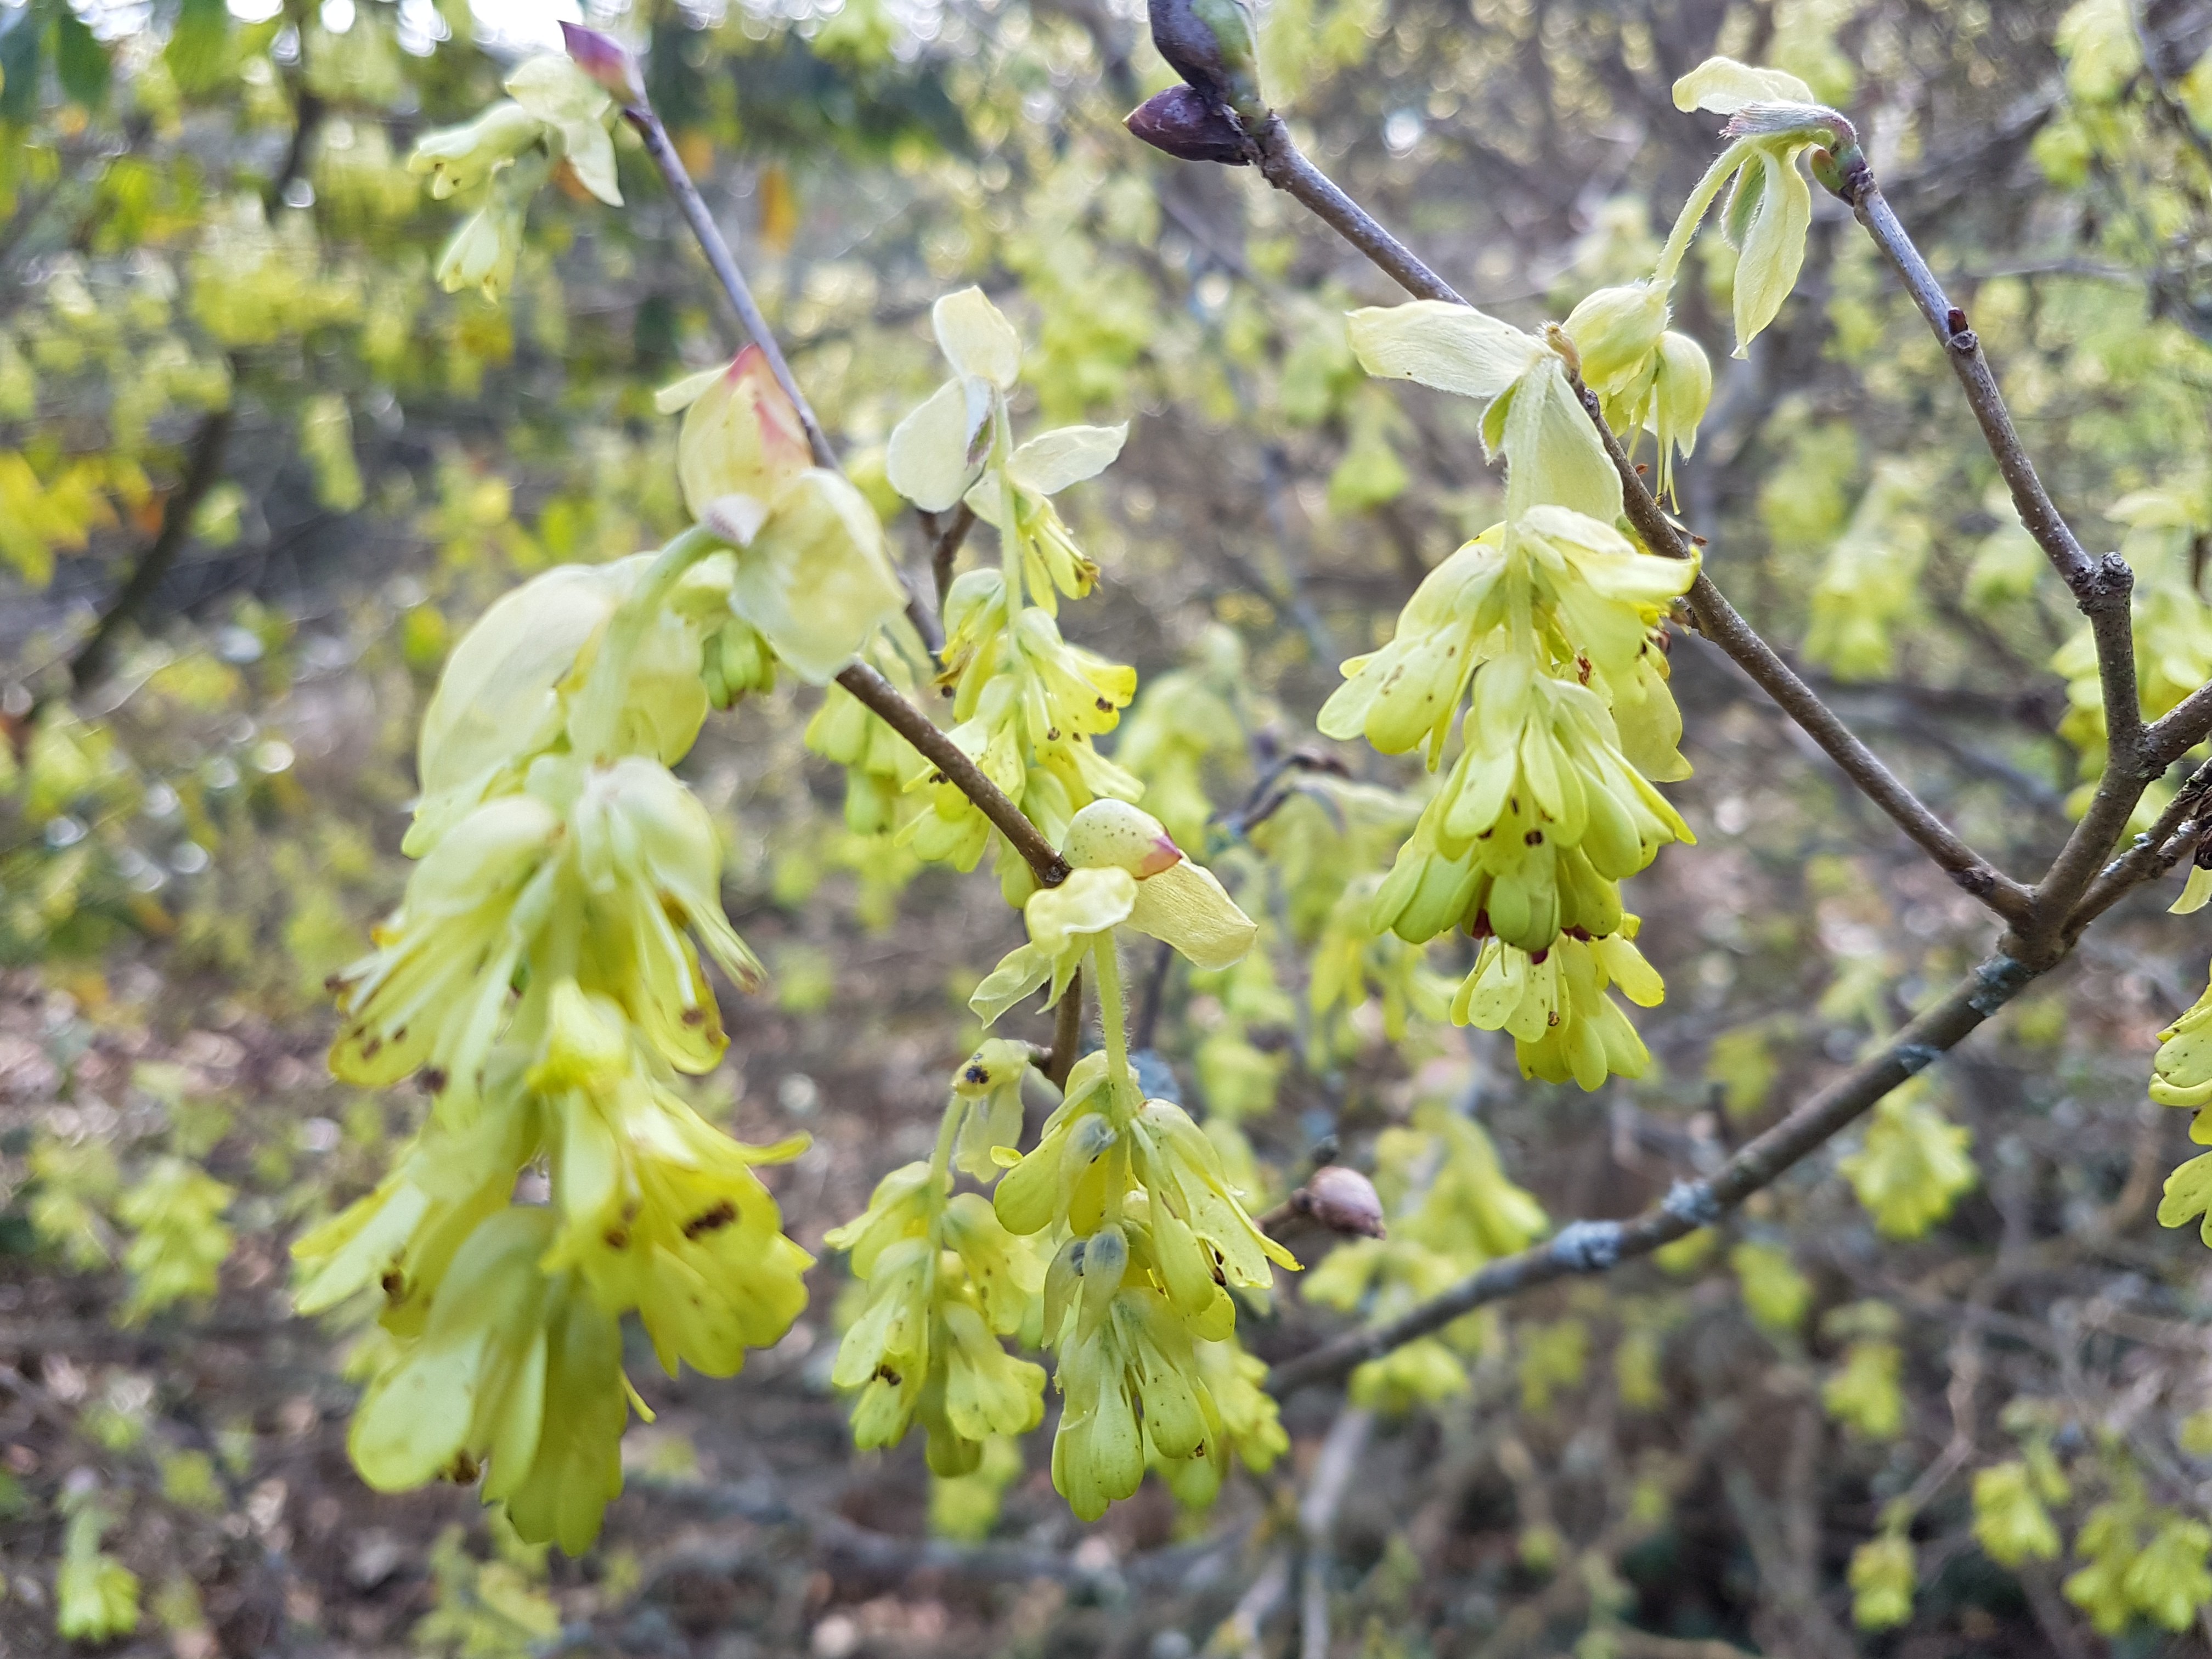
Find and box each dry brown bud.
[1299,1165,1385,1238]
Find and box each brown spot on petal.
[603,1227,630,1250]
[683,1199,738,1239]
[875,1365,902,1387]
[420,1067,448,1095]
[1524,830,1543,845]
[682,1006,706,1027]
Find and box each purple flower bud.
[561,22,644,107]
[1125,86,1250,167]
[1299,1166,1385,1238]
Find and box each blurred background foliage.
[9,0,2212,1655]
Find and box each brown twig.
[1245,118,1464,304]
[1046,967,1085,1088]
[1266,949,2037,1394]
[2147,678,2212,770]
[2065,753,2212,934]
[834,662,1067,885]
[1837,169,2152,949]
[616,76,947,655]
[69,402,236,694]
[1569,380,2036,925]
[601,52,1073,875]
[926,501,977,611]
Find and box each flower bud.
[1063,798,1182,877]
[433,198,526,301]
[1147,0,1267,122]
[1124,86,1250,166]
[560,21,645,106]
[1562,281,1669,390]
[660,346,812,524]
[529,981,631,1095]
[1297,1166,1386,1238]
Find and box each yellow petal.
[1007,424,1127,495]
[731,470,908,683]
[932,286,1022,389]
[1126,859,1256,970]
[1671,56,1816,113]
[887,376,987,512]
[1347,301,1544,400]
[1025,866,1137,957]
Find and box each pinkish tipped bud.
[1063,799,1185,878]
[1125,86,1250,166]
[561,22,644,107]
[1298,1166,1385,1238]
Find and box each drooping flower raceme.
[1314,60,1851,1087]
[1660,57,1858,357]
[822,1046,1048,1476]
[1312,472,1695,1085]
[409,54,624,301]
[885,288,1144,900]
[306,166,933,1547]
[968,800,1292,1519]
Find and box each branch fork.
[1171,79,2212,1391]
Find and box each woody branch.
[1208,101,2202,1394]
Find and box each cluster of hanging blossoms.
[1318,56,1849,1089]
[810,294,1294,1523]
[301,114,913,1542]
[967,798,1291,1517]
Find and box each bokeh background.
[8,0,2212,1654]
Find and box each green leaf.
[52,2,108,111]
[1722,155,1765,249]
[165,0,230,95]
[1730,146,1812,354]
[0,5,44,127]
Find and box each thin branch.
[1567,380,2036,923]
[1841,179,2106,603]
[1266,948,2039,1395]
[617,81,946,654]
[69,402,236,693]
[602,56,1068,877]
[622,103,836,470]
[1046,967,1085,1088]
[927,501,976,611]
[1680,577,2032,920]
[1246,118,1464,304]
[835,662,1068,885]
[1839,169,2150,944]
[2146,676,2212,771]
[1298,1406,1373,1659]
[2066,753,2212,934]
